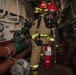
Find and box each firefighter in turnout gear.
[30,1,58,75]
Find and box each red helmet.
[46,3,58,12]
[39,1,47,9]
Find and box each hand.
[35,39,42,46]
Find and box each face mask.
[45,17,55,28]
[44,13,55,28]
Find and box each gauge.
[0,23,4,32]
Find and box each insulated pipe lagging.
[0,43,16,57]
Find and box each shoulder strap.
[36,15,42,30]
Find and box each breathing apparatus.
[44,2,58,29]
[34,1,58,46]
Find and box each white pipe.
[0,0,19,23]
[5,0,19,23]
[0,0,6,17]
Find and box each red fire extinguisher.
[44,43,53,68]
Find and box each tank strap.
[36,15,42,31]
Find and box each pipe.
[0,43,16,57]
[22,0,34,11]
[0,0,6,17]
[23,1,35,20]
[0,47,32,75]
[26,0,34,10]
[15,47,32,59]
[5,0,19,23]
[0,0,19,23]
[20,0,35,22]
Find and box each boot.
[32,71,38,75]
[30,67,38,75]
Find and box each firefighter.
[30,1,58,75]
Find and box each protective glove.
[35,39,42,46]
